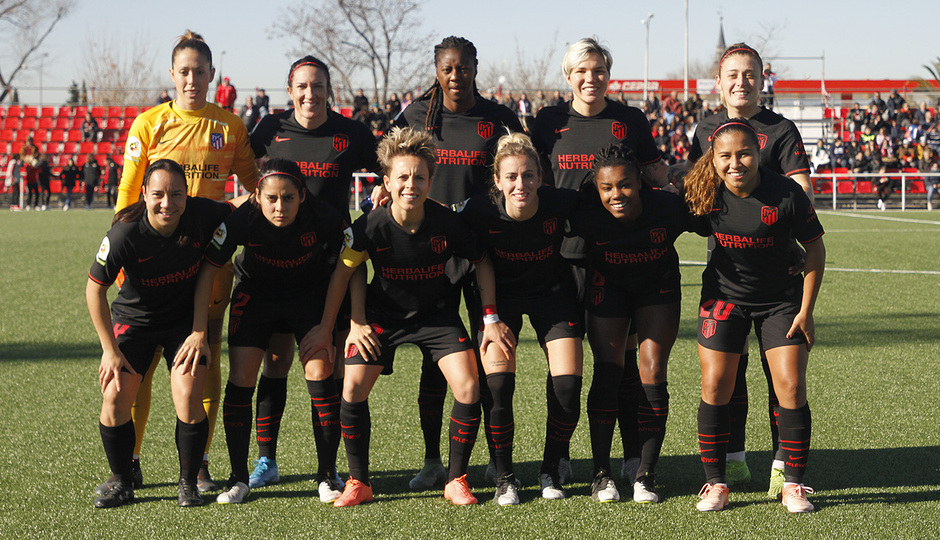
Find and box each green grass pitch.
[1,208,938,538]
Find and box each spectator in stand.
[60,157,81,210]
[400,90,414,110]
[353,88,369,112]
[860,125,876,145]
[20,136,39,161]
[848,102,866,133]
[83,153,101,209]
[644,93,660,117]
[352,104,371,126]
[870,91,887,113]
[866,104,885,131]
[921,147,939,210]
[23,154,39,210]
[924,121,940,153]
[761,63,776,109]
[886,89,906,120]
[685,93,703,117]
[517,92,533,128]
[369,104,388,135]
[550,90,564,107]
[809,139,831,173]
[661,91,682,127]
[903,120,923,145]
[385,92,402,116]
[239,96,260,132]
[255,88,270,117]
[897,140,917,167]
[5,153,22,208]
[830,138,849,168]
[896,102,914,128]
[532,90,548,114]
[36,154,52,211]
[215,77,237,112]
[82,112,101,142]
[915,101,931,126]
[157,89,172,104]
[105,156,120,208]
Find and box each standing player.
[567,145,690,503]
[687,43,812,494]
[684,119,824,512]
[87,159,245,508]
[177,159,346,504]
[245,55,378,490]
[456,133,583,504]
[100,30,260,496]
[530,36,672,486]
[301,126,514,507]
[385,36,524,491]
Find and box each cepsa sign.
[607,80,661,93]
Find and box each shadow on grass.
[0,341,102,361]
[816,312,940,347]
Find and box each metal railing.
[811,171,939,211]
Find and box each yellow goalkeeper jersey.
[116,102,259,210]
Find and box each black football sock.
[256,374,287,460]
[777,403,811,484]
[341,398,371,484]
[588,361,623,475]
[222,382,254,484]
[307,378,341,481]
[617,349,641,460]
[637,383,669,479]
[485,372,515,477]
[177,417,209,484]
[697,400,730,485]
[417,354,446,461]
[100,420,135,484]
[447,399,481,481]
[542,374,581,475]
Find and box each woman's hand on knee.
[99,350,135,393]
[173,331,209,376]
[346,321,380,362]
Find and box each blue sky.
[11,0,939,105]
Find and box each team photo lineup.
[80,29,830,514]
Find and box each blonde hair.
[377,126,438,178]
[562,37,612,79]
[490,131,541,202]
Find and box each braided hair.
[418,36,482,140]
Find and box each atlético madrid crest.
[702,319,717,339]
[760,206,778,226]
[611,121,626,140]
[300,232,317,247]
[430,235,447,254]
[650,227,666,244]
[333,134,349,153]
[210,133,224,150]
[477,121,493,139]
[757,133,768,149]
[543,218,557,235]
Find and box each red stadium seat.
[38,117,53,129]
[48,129,66,142]
[20,117,37,130]
[910,180,926,193]
[63,142,78,154]
[66,129,82,142]
[2,116,19,129]
[70,116,84,129]
[91,106,105,118]
[816,180,833,194]
[97,141,112,155]
[22,106,38,117]
[40,107,55,117]
[57,106,73,118]
[33,129,48,142]
[79,141,95,154]
[14,130,31,143]
[124,106,139,118]
[856,180,873,194]
[54,117,70,129]
[107,106,122,118]
[74,105,88,117]
[836,180,854,194]
[7,105,21,117]
[0,128,14,142]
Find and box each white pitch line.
[679,260,940,275]
[825,229,940,233]
[817,211,940,226]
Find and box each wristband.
[483,313,500,325]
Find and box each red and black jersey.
[567,187,693,293]
[206,198,345,302]
[531,99,662,190]
[394,98,524,205]
[701,167,824,305]
[689,108,810,177]
[346,200,485,323]
[251,109,379,221]
[88,197,233,328]
[456,186,579,302]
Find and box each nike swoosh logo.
[318,411,331,418]
[458,336,468,342]
[137,256,154,263]
[567,321,577,327]
[275,136,291,142]
[596,241,611,245]
[487,229,503,234]
[788,455,804,461]
[376,246,392,252]
[554,128,570,133]
[157,138,175,145]
[659,289,674,294]
[248,242,263,247]
[212,299,224,305]
[457,429,472,435]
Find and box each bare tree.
[0,0,74,103]
[270,0,431,105]
[80,31,161,106]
